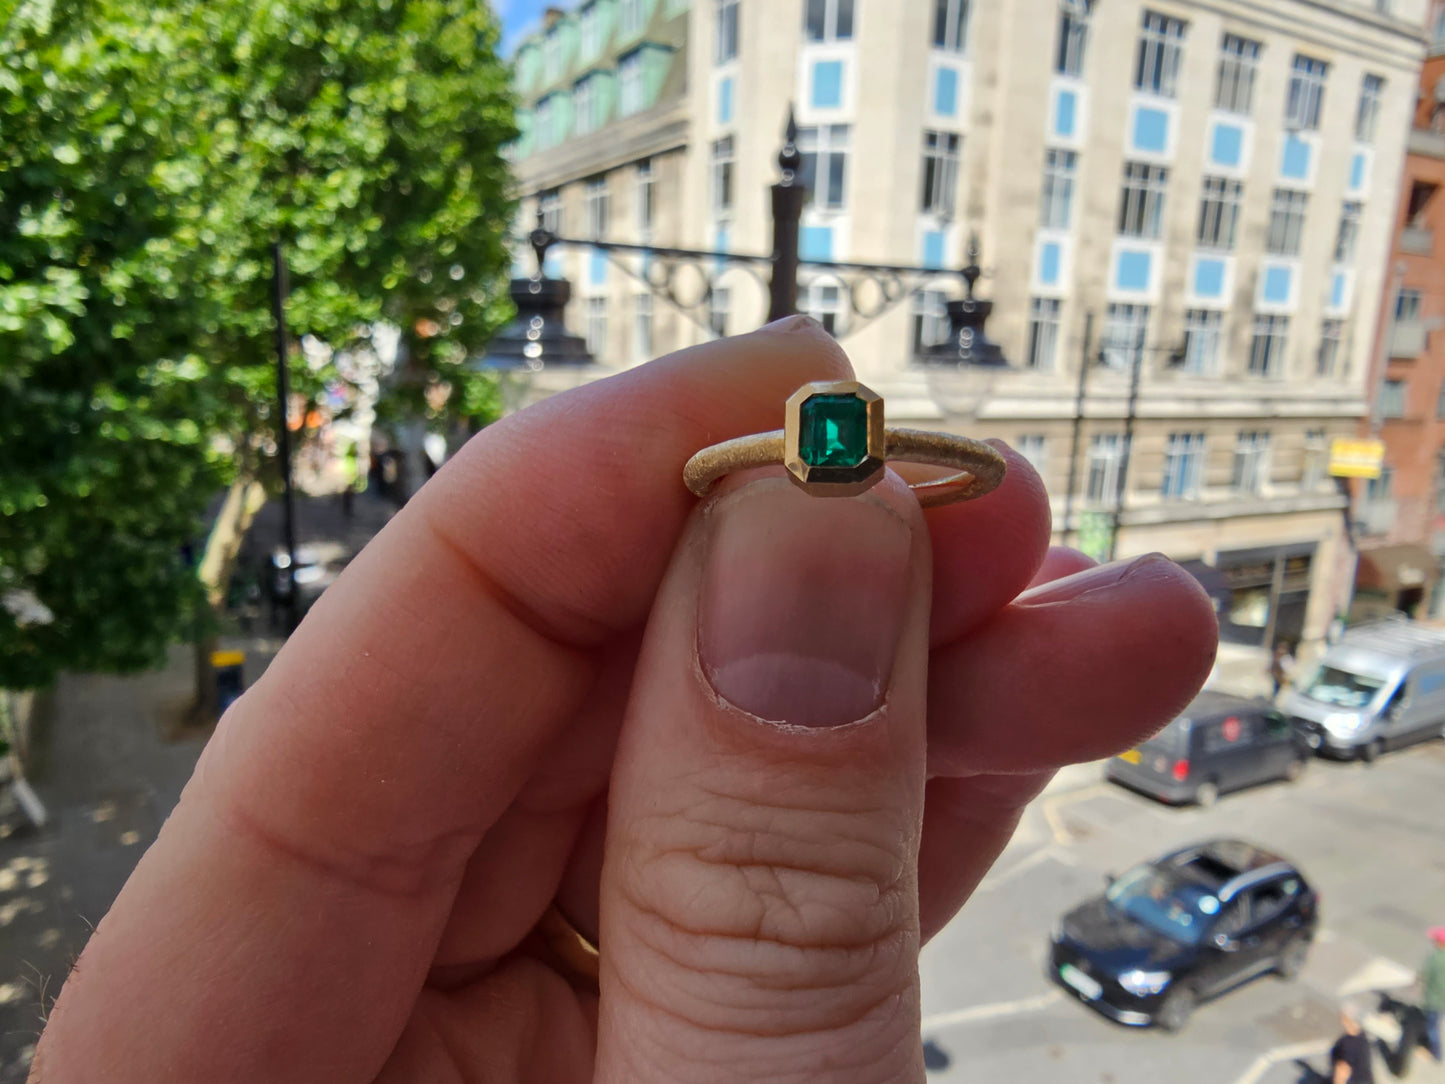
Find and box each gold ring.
[683,380,1006,508]
[536,903,600,992]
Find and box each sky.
[497,0,563,54]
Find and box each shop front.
[1352,543,1440,621]
[1217,543,1317,650]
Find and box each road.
[920,740,1445,1083]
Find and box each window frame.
[1086,432,1124,504]
[1162,431,1207,499]
[1265,188,1308,257]
[1040,148,1078,231]
[1285,54,1329,132]
[1197,176,1243,250]
[1056,0,1091,78]
[932,0,970,53]
[1214,33,1260,115]
[911,288,950,354]
[921,130,961,217]
[797,124,851,211]
[583,175,610,239]
[1119,161,1169,239]
[636,158,655,238]
[1317,318,1345,376]
[1026,297,1063,370]
[619,51,645,116]
[1334,201,1362,263]
[711,134,735,218]
[1135,10,1187,99]
[1103,303,1150,371]
[1015,433,1049,479]
[803,280,845,336]
[585,295,608,358]
[805,0,855,42]
[715,0,739,64]
[1249,314,1289,377]
[1380,377,1407,419]
[1232,430,1273,494]
[633,291,654,362]
[1397,288,1423,322]
[1356,74,1385,144]
[1182,309,1223,376]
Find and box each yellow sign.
[1329,438,1385,479]
[210,650,245,668]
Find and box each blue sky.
[497,0,564,54]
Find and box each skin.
[30,318,1218,1083]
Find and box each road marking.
[975,844,1059,892]
[1232,1039,1332,1084]
[920,989,1064,1031]
[1337,956,1414,997]
[1040,783,1110,844]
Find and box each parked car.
[1281,617,1445,761]
[1106,692,1309,806]
[1049,839,1318,1032]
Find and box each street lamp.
[915,235,1010,419]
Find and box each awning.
[1356,544,1441,592]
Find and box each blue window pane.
[1054,88,1077,138]
[1115,249,1152,292]
[714,226,729,271]
[800,225,833,262]
[1193,257,1225,299]
[718,76,734,125]
[1132,107,1169,154]
[545,252,563,277]
[1331,271,1347,309]
[1210,123,1243,168]
[1280,134,1311,181]
[1038,241,1061,285]
[934,67,958,117]
[812,60,844,109]
[1350,151,1367,191]
[1263,265,1292,304]
[589,250,608,286]
[923,230,946,269]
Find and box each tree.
[0,0,516,692]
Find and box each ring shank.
[684,428,1005,508]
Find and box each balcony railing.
[1401,225,1435,256]
[1391,319,1428,358]
[1409,127,1445,159]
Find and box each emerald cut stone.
[799,393,869,468]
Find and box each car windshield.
[1105,865,1220,946]
[1297,665,1387,709]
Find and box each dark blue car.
[1049,840,1318,1031]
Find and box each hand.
[32,319,1216,1082]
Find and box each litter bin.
[212,650,246,713]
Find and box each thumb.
[596,472,932,1083]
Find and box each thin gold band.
[536,903,600,991]
[683,428,1006,508]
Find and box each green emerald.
[799,393,869,468]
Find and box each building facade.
[1352,10,1445,620]
[508,0,1425,661]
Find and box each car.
[1106,691,1310,806]
[1049,839,1318,1032]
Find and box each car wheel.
[1275,935,1310,981]
[1361,739,1384,764]
[1156,985,1196,1032]
[1284,756,1307,783]
[1194,781,1219,808]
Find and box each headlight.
[1117,969,1172,996]
[1322,712,1364,736]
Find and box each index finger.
[37,319,853,1083]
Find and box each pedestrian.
[1421,926,1445,1061]
[1270,640,1296,697]
[1330,1003,1376,1083]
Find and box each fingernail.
[1014,553,1173,607]
[698,480,912,727]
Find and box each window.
[1103,303,1149,370]
[921,130,961,216]
[1334,201,1362,263]
[584,176,609,239]
[711,135,735,217]
[1232,430,1272,494]
[619,52,645,116]
[1367,463,1394,502]
[1397,288,1423,321]
[538,188,563,234]
[1265,189,1308,256]
[1356,74,1384,143]
[803,281,843,336]
[620,0,646,37]
[1162,432,1206,498]
[1056,0,1091,78]
[574,77,598,135]
[585,296,608,358]
[1407,181,1439,227]
[543,30,562,83]
[1317,319,1345,376]
[633,292,653,361]
[1435,449,1445,512]
[1182,310,1223,375]
[716,0,739,63]
[581,2,604,56]
[637,159,655,237]
[912,288,950,353]
[709,286,730,338]
[806,0,854,42]
[1381,378,1407,419]
[1039,148,1077,230]
[1086,433,1123,504]
[1197,176,1243,250]
[1118,162,1169,239]
[1016,434,1048,479]
[1214,33,1260,114]
[1437,381,1445,419]
[933,0,970,52]
[1249,314,1289,376]
[535,97,556,150]
[1026,297,1062,370]
[1303,429,1327,490]
[1286,54,1328,131]
[798,124,850,210]
[1135,11,1186,99]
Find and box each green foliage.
[0,0,516,689]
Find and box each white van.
[1280,617,1445,761]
